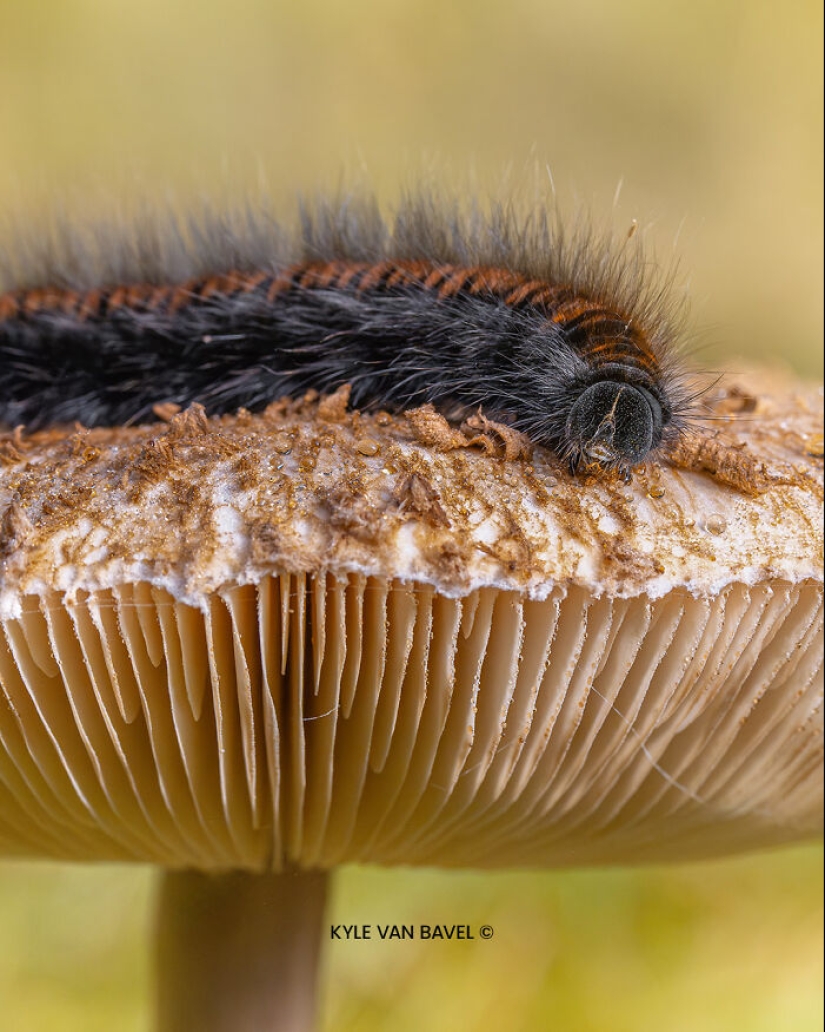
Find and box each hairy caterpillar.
[0,198,693,473]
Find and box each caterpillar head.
[565,380,665,475]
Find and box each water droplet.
[273,433,292,454]
[804,434,824,458]
[356,437,380,456]
[647,484,665,499]
[705,513,727,535]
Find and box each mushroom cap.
[0,372,821,868]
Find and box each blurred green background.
[0,0,822,377]
[0,0,822,1029]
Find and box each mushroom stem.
[155,868,329,1032]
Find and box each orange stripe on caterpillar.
[0,258,659,381]
[0,259,640,324]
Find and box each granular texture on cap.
[0,373,821,613]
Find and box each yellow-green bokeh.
[0,0,821,375]
[0,1,821,1029]
[0,849,822,1031]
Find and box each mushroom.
[0,372,821,1031]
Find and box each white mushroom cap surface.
[0,372,821,868]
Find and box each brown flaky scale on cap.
[0,371,821,867]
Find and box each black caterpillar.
[0,200,692,472]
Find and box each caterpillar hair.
[0,195,695,474]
